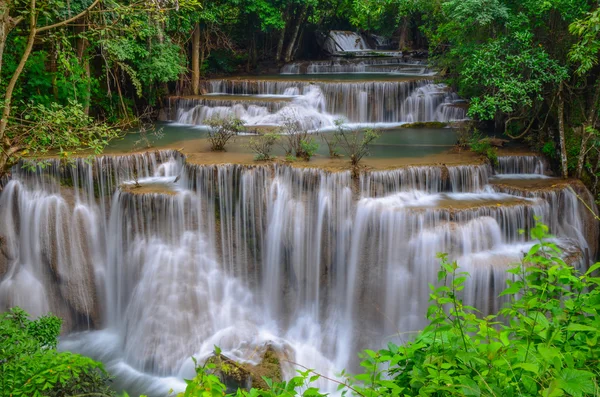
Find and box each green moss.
[401,121,448,129]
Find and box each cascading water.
[280,58,434,75]
[169,79,466,128]
[0,150,597,396]
[322,31,370,54]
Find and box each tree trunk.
[0,0,9,78]
[575,77,600,178]
[276,26,286,63]
[191,23,200,96]
[398,16,410,50]
[0,1,36,146]
[276,4,290,63]
[558,83,568,179]
[292,26,304,60]
[576,126,589,179]
[284,4,308,63]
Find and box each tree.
[569,9,600,179]
[0,0,200,176]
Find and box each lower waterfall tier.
[0,150,597,396]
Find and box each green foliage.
[350,222,600,397]
[299,137,319,161]
[0,307,114,397]
[463,29,568,120]
[6,99,121,167]
[206,116,245,151]
[468,129,499,166]
[179,351,326,397]
[334,119,380,173]
[569,9,600,76]
[248,132,280,161]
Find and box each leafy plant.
[206,116,245,151]
[277,115,312,159]
[469,129,499,166]
[351,222,600,397]
[299,137,319,161]
[0,307,114,397]
[334,120,380,176]
[248,132,280,161]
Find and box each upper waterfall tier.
[1,151,596,396]
[168,78,466,128]
[280,58,434,75]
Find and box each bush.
[469,129,499,166]
[248,133,280,161]
[334,120,380,176]
[353,222,600,397]
[276,115,318,160]
[206,116,245,151]
[0,308,115,397]
[299,138,319,161]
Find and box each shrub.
[469,129,499,166]
[334,120,380,176]
[353,222,600,397]
[206,116,245,151]
[248,133,280,161]
[277,115,315,159]
[0,308,115,397]
[299,137,319,161]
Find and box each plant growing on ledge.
[299,137,319,161]
[319,131,340,158]
[469,129,499,166]
[248,132,280,161]
[206,116,245,151]
[334,119,380,176]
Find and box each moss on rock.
[401,121,447,129]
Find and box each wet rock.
[401,121,447,129]
[208,345,283,392]
[0,235,8,278]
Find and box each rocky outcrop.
[208,345,283,392]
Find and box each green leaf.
[566,324,598,332]
[557,369,596,397]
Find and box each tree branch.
[37,0,100,33]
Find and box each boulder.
[208,345,283,392]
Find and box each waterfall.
[170,79,466,127]
[496,155,548,175]
[280,58,435,75]
[323,31,370,53]
[1,151,597,396]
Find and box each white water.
[171,80,466,128]
[280,59,435,75]
[323,31,370,53]
[0,151,597,396]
